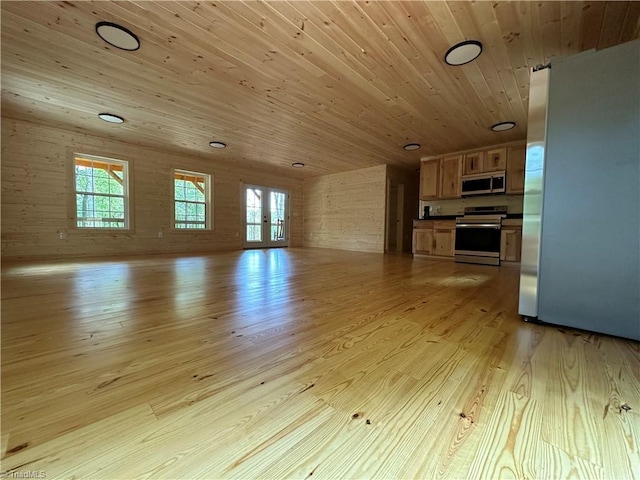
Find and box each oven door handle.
[456,224,501,229]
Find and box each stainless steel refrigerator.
[519,40,640,341]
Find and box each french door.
[244,184,289,248]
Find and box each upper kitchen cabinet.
[419,159,440,200]
[440,155,462,199]
[483,148,507,172]
[463,151,485,175]
[420,142,524,201]
[506,144,526,194]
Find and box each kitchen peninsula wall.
[304,165,387,253]
[304,164,418,253]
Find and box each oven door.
[455,224,501,257]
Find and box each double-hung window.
[74,154,129,228]
[174,170,211,229]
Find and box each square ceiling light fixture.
[96,21,140,51]
[444,40,483,66]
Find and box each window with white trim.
[74,154,129,228]
[174,170,211,229]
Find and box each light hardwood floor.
[1,248,638,479]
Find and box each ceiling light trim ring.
[95,21,140,51]
[98,113,125,124]
[209,141,227,149]
[444,40,483,66]
[491,121,516,132]
[403,143,421,151]
[292,162,305,168]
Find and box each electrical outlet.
[58,230,67,239]
[157,230,163,239]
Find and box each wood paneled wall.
[1,118,304,260]
[303,165,387,253]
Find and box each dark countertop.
[415,213,523,221]
[419,215,459,220]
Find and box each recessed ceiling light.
[403,143,421,151]
[98,113,124,124]
[491,121,516,132]
[444,40,483,66]
[209,141,226,149]
[292,162,305,168]
[96,21,140,51]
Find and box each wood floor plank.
[504,323,551,402]
[1,432,9,459]
[468,391,604,479]
[582,334,640,478]
[397,336,510,479]
[541,332,606,466]
[1,248,638,479]
[0,403,158,477]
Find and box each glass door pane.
[269,190,287,244]
[245,187,263,244]
[244,184,288,249]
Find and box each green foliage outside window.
[174,174,208,229]
[74,160,127,228]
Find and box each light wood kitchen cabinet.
[413,227,435,255]
[434,227,455,257]
[500,219,522,262]
[439,155,462,199]
[413,220,455,258]
[484,147,507,172]
[506,144,526,194]
[419,159,440,200]
[463,151,484,175]
[420,142,522,201]
[419,156,461,200]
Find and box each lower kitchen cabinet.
[434,228,455,256]
[414,219,522,263]
[413,220,455,258]
[500,220,523,262]
[413,227,435,255]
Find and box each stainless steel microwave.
[461,171,506,196]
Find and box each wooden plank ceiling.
[2,1,638,176]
